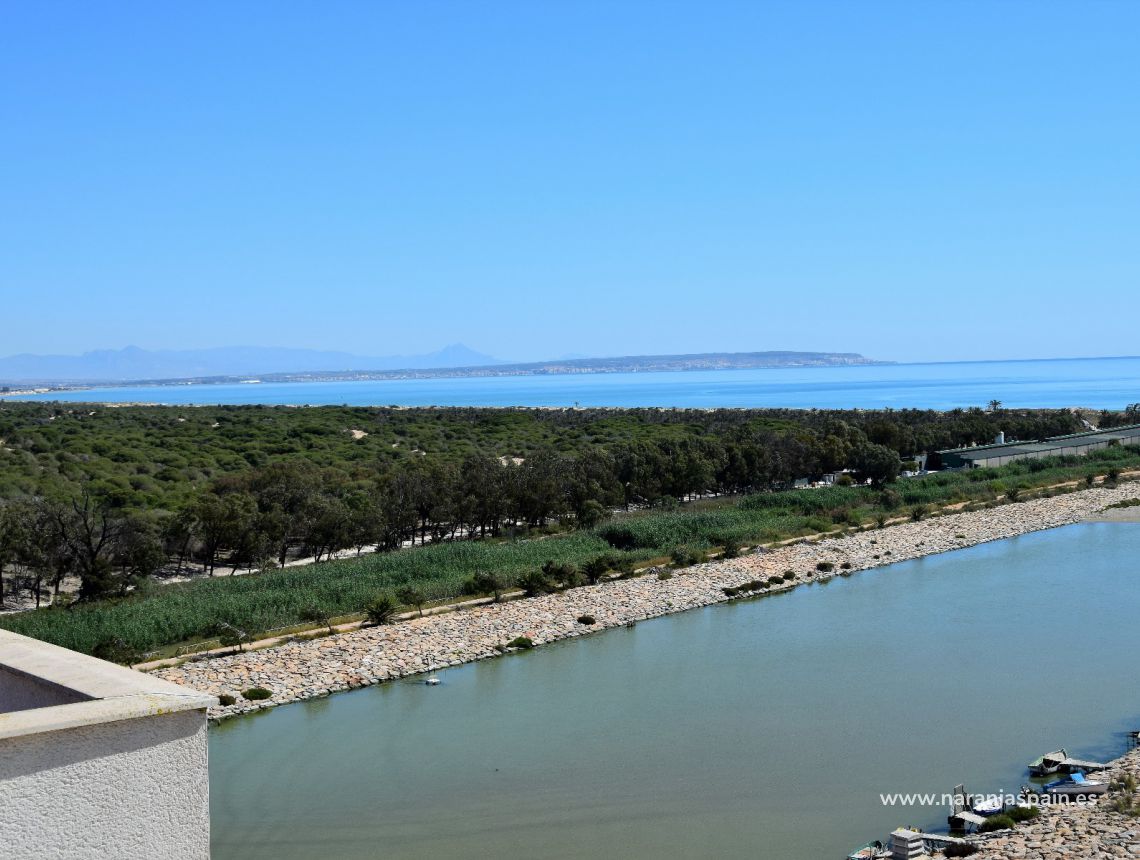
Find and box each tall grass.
[3,446,1137,657]
[0,534,652,656]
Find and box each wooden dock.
[1057,756,1108,773]
[916,831,972,849]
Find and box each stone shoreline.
[972,745,1140,859]
[156,482,1139,721]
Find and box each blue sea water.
[12,356,1140,410]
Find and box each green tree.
[300,603,334,634]
[851,442,902,487]
[462,570,504,601]
[396,585,427,616]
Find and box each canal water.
[210,522,1140,859]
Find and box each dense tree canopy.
[0,400,1106,607]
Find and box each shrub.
[216,622,251,652]
[722,586,738,597]
[612,559,637,578]
[977,814,1015,833]
[657,570,673,580]
[670,545,702,567]
[91,637,140,666]
[816,561,834,572]
[300,603,333,633]
[542,560,580,588]
[910,504,930,521]
[217,693,236,706]
[518,569,555,597]
[729,579,765,593]
[719,540,740,559]
[766,576,783,586]
[943,844,979,857]
[505,636,534,649]
[462,570,504,601]
[395,585,427,616]
[840,562,852,570]
[1005,805,1039,823]
[577,615,596,625]
[580,557,611,585]
[364,594,397,625]
[242,687,272,701]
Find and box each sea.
[10,355,1140,411]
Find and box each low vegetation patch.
[241,687,272,701]
[1106,498,1140,510]
[1005,805,1039,823]
[942,844,979,857]
[977,814,1015,833]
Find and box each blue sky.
[2,1,1137,363]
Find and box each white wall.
[0,709,211,860]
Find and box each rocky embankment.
[973,746,1140,859]
[154,482,1139,720]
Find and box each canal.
[210,522,1140,859]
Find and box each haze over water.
[15,356,1140,410]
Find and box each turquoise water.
[209,523,1140,859]
[16,356,1140,409]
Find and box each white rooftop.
[0,629,215,741]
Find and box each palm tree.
[987,399,1003,412]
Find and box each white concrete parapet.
[0,629,216,859]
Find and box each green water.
[210,523,1140,859]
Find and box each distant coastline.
[1,349,886,389]
[5,354,1139,412]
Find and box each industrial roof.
[938,423,1140,459]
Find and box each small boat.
[846,840,889,859]
[971,794,1003,816]
[424,677,441,686]
[1028,748,1067,776]
[1039,771,1108,800]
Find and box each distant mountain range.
[0,344,503,383]
[0,346,887,386]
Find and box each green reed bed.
[3,447,1137,658]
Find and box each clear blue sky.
[2,1,1137,363]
